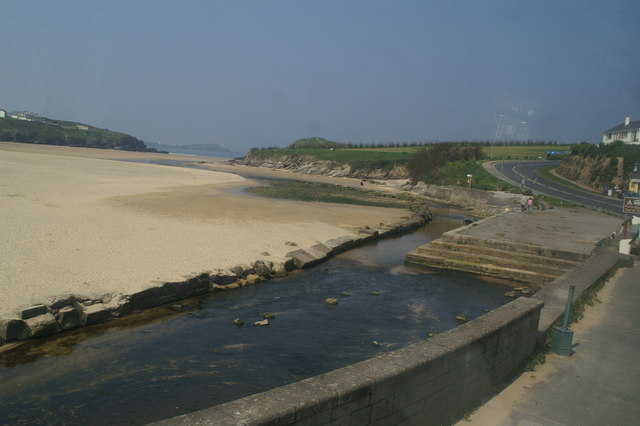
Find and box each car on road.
[618,190,640,199]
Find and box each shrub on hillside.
[406,143,482,183]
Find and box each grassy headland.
[0,116,155,152]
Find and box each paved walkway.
[459,260,640,426]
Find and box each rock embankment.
[0,218,425,346]
[238,153,408,179]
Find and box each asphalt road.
[486,160,624,214]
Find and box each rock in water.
[455,313,468,323]
[232,318,244,326]
[325,298,338,305]
[253,319,269,326]
[340,291,351,297]
[261,312,276,319]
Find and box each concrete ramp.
[407,208,624,287]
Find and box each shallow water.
[0,216,511,425]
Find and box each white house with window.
[0,109,6,118]
[603,117,640,144]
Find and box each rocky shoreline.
[237,153,409,179]
[0,217,428,347]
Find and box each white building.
[0,109,6,118]
[603,117,640,144]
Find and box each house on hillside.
[630,163,640,193]
[603,116,640,144]
[0,109,6,118]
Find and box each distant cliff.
[0,116,157,152]
[239,152,409,179]
[145,142,232,153]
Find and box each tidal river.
[0,213,511,425]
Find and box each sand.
[0,142,410,318]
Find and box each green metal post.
[561,285,576,330]
[552,285,576,356]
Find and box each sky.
[1,0,639,154]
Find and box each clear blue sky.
[1,0,639,153]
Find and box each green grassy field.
[482,144,570,160]
[250,144,572,162]
[249,148,414,161]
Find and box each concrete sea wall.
[155,297,543,426]
[155,233,628,426]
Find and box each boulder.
[20,304,48,320]
[251,260,271,277]
[212,282,241,291]
[455,313,468,323]
[128,287,158,310]
[230,265,254,277]
[104,294,133,315]
[81,303,112,325]
[325,298,338,305]
[269,262,288,278]
[211,272,237,285]
[48,295,81,310]
[56,306,82,330]
[286,248,326,269]
[182,275,212,298]
[283,257,297,272]
[245,274,262,285]
[324,236,357,254]
[310,243,333,256]
[0,319,31,341]
[25,313,61,338]
[254,319,269,326]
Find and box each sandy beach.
[0,142,410,319]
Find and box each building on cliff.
[629,163,640,193]
[603,116,640,144]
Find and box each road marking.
[496,162,621,211]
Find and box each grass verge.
[536,166,600,194]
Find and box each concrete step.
[411,246,566,281]
[405,250,560,285]
[439,233,589,262]
[416,240,579,274]
[413,246,568,278]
